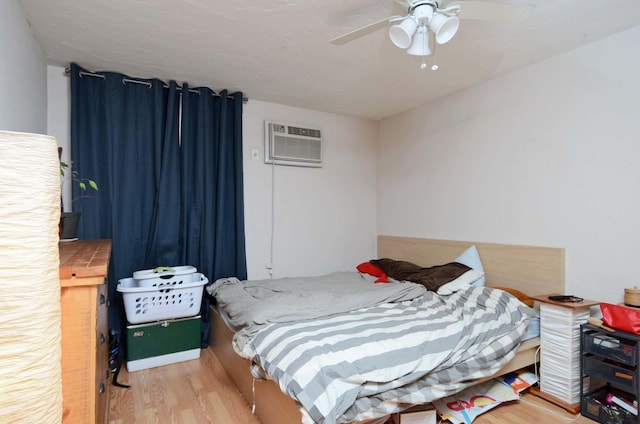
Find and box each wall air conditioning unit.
[264,121,322,167]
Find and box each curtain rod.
[64,67,248,102]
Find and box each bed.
[208,236,565,424]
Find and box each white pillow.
[437,269,485,295]
[455,245,486,288]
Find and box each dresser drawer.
[584,355,636,391]
[584,330,637,367]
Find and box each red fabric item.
[601,302,640,334]
[356,262,390,283]
[375,274,389,284]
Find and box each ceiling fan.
[331,0,534,60]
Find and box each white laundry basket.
[118,270,208,324]
[132,265,198,288]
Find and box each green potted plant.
[59,148,98,240]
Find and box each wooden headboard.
[377,236,564,296]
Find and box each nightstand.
[530,294,600,414]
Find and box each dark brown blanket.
[370,258,471,292]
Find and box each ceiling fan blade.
[449,1,534,22]
[330,16,400,45]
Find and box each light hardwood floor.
[109,347,259,424]
[109,348,596,423]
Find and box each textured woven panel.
[0,130,62,423]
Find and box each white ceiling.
[18,0,640,120]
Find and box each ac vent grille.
[287,126,321,138]
[265,121,322,167]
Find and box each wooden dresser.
[59,239,112,424]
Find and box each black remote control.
[548,295,583,302]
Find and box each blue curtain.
[180,85,247,345]
[70,64,247,345]
[180,85,247,281]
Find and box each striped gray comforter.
[208,272,426,355]
[246,286,535,424]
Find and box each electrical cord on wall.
[267,133,276,279]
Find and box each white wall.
[243,101,378,279]
[0,0,47,133]
[378,26,640,304]
[47,66,71,209]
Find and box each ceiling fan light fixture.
[389,16,418,49]
[407,25,432,56]
[430,13,459,44]
[412,3,435,21]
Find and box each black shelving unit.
[581,323,640,423]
